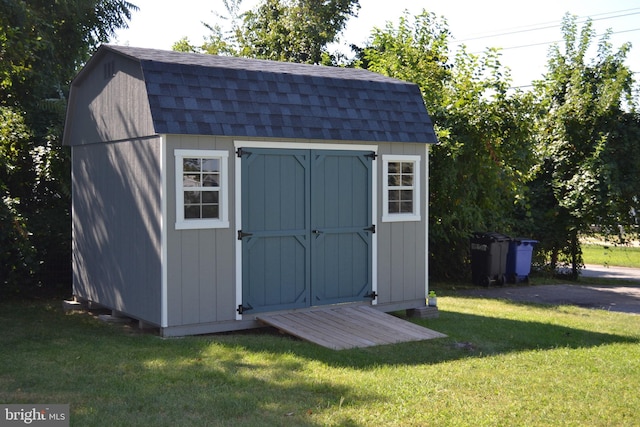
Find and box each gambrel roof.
[68,44,437,143]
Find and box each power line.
[490,27,640,52]
[454,8,640,44]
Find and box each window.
[175,149,229,229]
[382,155,421,222]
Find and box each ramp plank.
[257,306,447,350]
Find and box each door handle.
[312,229,323,235]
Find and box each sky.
[113,0,640,89]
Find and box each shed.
[63,45,438,337]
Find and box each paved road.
[582,264,640,282]
[458,265,640,314]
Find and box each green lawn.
[582,243,640,268]
[1,298,639,426]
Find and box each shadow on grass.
[1,300,639,426]
[0,301,369,426]
[228,305,639,370]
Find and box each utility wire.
[454,8,640,44]
[497,27,640,52]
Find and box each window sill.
[381,214,421,223]
[175,220,230,230]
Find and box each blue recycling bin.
[506,239,538,283]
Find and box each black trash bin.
[470,232,511,286]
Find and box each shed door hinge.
[365,152,378,160]
[364,225,376,233]
[237,303,253,314]
[238,230,253,240]
[236,147,252,158]
[366,291,378,300]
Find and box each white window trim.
[175,149,229,230]
[382,154,421,222]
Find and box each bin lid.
[511,238,539,245]
[471,231,511,242]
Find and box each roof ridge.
[102,44,406,84]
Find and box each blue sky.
[114,0,640,89]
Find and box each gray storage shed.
[63,45,438,337]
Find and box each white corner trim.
[160,135,168,328]
[425,144,430,299]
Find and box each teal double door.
[240,148,374,314]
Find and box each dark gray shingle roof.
[103,45,436,143]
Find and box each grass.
[1,298,639,426]
[581,243,640,268]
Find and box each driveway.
[457,265,640,314]
[582,264,640,282]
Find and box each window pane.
[388,162,399,173]
[183,174,200,187]
[202,204,219,219]
[388,189,400,202]
[401,201,413,213]
[401,174,413,186]
[401,190,414,201]
[184,205,200,219]
[388,201,400,213]
[202,173,219,187]
[401,162,414,174]
[388,174,400,186]
[201,191,218,204]
[183,158,200,172]
[184,191,201,204]
[201,158,219,172]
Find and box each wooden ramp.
[256,305,447,350]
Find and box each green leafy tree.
[361,11,450,112]
[183,0,359,65]
[0,0,137,297]
[531,14,639,277]
[0,107,36,293]
[240,0,359,64]
[362,11,536,279]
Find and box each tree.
[0,107,36,293]
[0,0,137,297]
[360,11,450,111]
[241,0,359,64]
[184,0,360,65]
[531,14,639,277]
[361,11,536,279]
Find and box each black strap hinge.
[236,147,252,158]
[365,225,376,233]
[237,303,253,314]
[366,291,378,300]
[365,152,378,160]
[238,230,253,240]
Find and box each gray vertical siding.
[376,142,427,304]
[165,135,236,327]
[72,137,162,324]
[71,134,427,333]
[64,52,155,145]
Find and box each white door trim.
[234,140,379,319]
